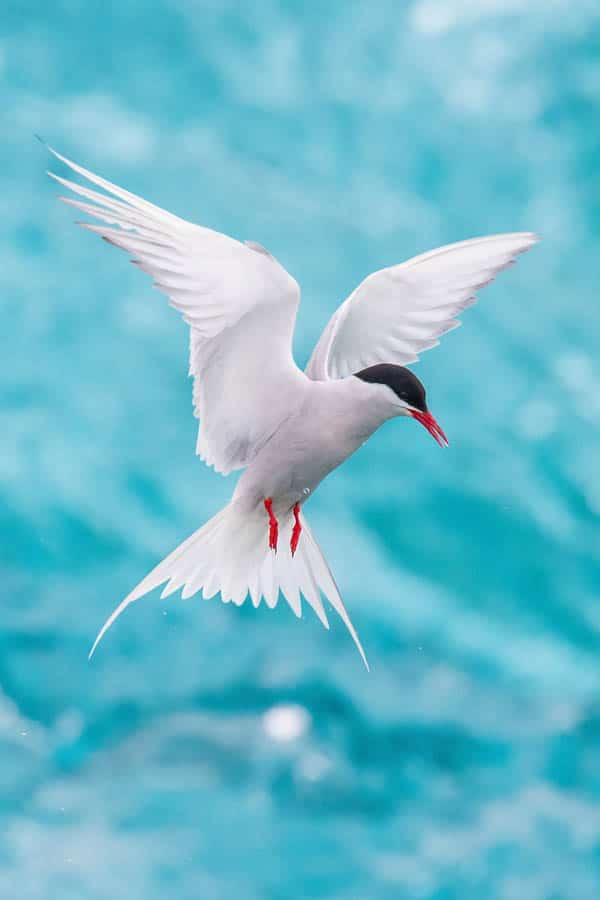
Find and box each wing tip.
[515,231,542,251]
[37,134,60,161]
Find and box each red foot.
[264,498,278,552]
[290,503,302,557]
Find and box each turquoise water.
[3,2,600,897]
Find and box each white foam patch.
[262,704,311,742]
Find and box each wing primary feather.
[47,146,185,227]
[60,196,171,239]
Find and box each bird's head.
[354,363,448,447]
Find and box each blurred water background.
[2,1,600,898]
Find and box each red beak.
[410,409,449,447]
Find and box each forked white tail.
[89,501,368,669]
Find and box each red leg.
[290,503,302,557]
[264,498,278,552]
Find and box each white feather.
[88,501,368,669]
[305,232,540,380]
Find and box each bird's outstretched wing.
[305,233,539,380]
[47,148,302,475]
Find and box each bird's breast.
[235,390,379,514]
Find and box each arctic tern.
[47,147,539,668]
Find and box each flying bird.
[46,147,539,668]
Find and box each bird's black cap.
[354,363,427,412]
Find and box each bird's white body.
[234,376,393,517]
[47,145,539,668]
